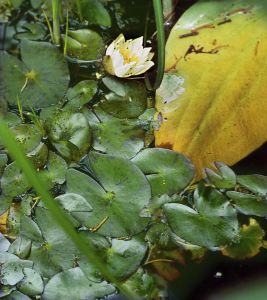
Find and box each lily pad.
[18,268,44,296]
[0,252,33,286]
[1,162,30,198]
[226,191,267,217]
[63,29,105,61]
[87,109,145,159]
[80,0,111,27]
[16,23,46,40]
[66,152,151,237]
[164,203,239,248]
[237,175,267,196]
[0,233,10,252]
[0,153,8,176]
[106,237,147,280]
[0,40,69,108]
[66,80,98,109]
[222,218,265,259]
[100,77,147,119]
[48,110,91,161]
[8,236,32,259]
[132,148,195,196]
[43,267,115,300]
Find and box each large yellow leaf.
[155,0,267,177]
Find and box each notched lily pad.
[100,76,147,119]
[16,23,46,40]
[43,267,115,300]
[18,267,44,296]
[66,80,98,109]
[132,148,195,196]
[164,203,239,248]
[63,29,105,61]
[237,175,267,196]
[66,152,151,237]
[0,40,70,108]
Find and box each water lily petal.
[129,37,144,56]
[106,34,125,55]
[110,50,124,69]
[114,62,136,77]
[130,61,154,76]
[135,47,153,66]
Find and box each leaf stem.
[52,0,61,45]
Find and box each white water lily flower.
[103,34,154,78]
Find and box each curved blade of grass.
[0,118,137,300]
[145,0,165,91]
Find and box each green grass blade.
[145,0,165,91]
[0,118,137,300]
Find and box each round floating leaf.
[48,110,91,160]
[100,77,147,119]
[88,109,145,159]
[237,175,267,196]
[16,23,46,40]
[43,268,115,300]
[0,40,69,108]
[18,268,44,296]
[20,216,43,243]
[155,0,267,176]
[42,151,67,187]
[63,29,105,61]
[66,152,151,237]
[0,252,33,286]
[0,233,10,252]
[222,218,265,259]
[145,223,173,249]
[10,123,43,154]
[194,185,236,217]
[80,0,111,27]
[1,162,30,198]
[164,203,239,248]
[132,148,195,197]
[66,80,98,109]
[106,237,147,280]
[8,236,32,259]
[3,291,31,300]
[226,191,267,217]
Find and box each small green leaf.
[0,233,10,252]
[226,191,267,217]
[205,162,236,189]
[8,236,32,259]
[0,153,8,176]
[20,216,43,243]
[63,30,105,61]
[18,268,44,296]
[43,267,115,300]
[132,148,195,196]
[100,77,147,119]
[237,175,267,196]
[164,203,239,248]
[66,80,98,109]
[222,218,265,259]
[80,0,111,27]
[16,23,46,41]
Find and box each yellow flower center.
[119,46,139,64]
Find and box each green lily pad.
[100,77,147,119]
[1,162,30,198]
[66,80,98,109]
[0,252,33,286]
[16,23,46,41]
[222,218,265,259]
[20,216,43,243]
[48,110,91,161]
[80,0,111,27]
[63,30,105,61]
[164,203,239,248]
[27,142,48,169]
[0,196,12,215]
[43,267,115,300]
[226,191,267,217]
[2,291,31,300]
[42,151,67,187]
[3,112,21,128]
[237,175,267,196]
[0,233,10,252]
[132,148,195,197]
[66,152,151,237]
[145,223,173,249]
[8,236,32,259]
[106,237,147,280]
[18,268,44,296]
[194,185,236,217]
[205,162,236,189]
[0,40,69,108]
[86,109,145,159]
